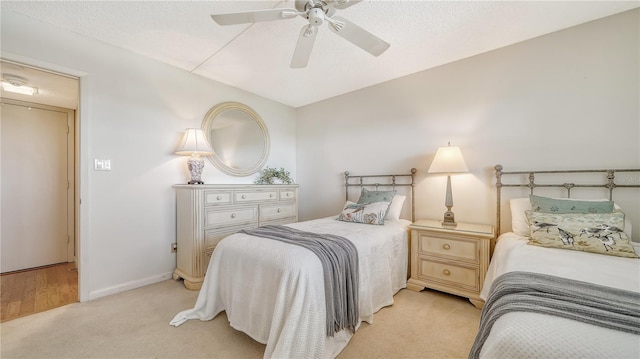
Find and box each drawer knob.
[286,193,290,197]
[443,269,451,276]
[216,196,222,200]
[277,208,281,213]
[270,193,274,198]
[231,213,236,219]
[242,195,246,199]
[442,244,451,250]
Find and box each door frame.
[0,55,88,301]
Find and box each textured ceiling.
[2,1,638,108]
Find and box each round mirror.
[201,102,270,177]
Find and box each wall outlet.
[171,243,177,253]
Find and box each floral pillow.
[525,210,638,258]
[337,201,389,225]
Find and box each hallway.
[1,262,78,322]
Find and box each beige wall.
[296,9,640,240]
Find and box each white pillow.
[510,198,532,237]
[385,195,406,221]
[509,197,632,238]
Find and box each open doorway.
[0,60,79,322]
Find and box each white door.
[1,100,75,273]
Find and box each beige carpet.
[0,279,480,358]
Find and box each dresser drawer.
[260,203,296,221]
[279,189,296,201]
[261,217,296,226]
[203,190,232,206]
[417,259,479,291]
[203,224,259,267]
[235,190,278,203]
[204,206,258,229]
[417,233,478,264]
[204,223,257,248]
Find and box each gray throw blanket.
[240,225,359,337]
[469,271,640,359]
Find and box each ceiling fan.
[211,0,390,68]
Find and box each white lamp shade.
[176,128,214,156]
[428,145,468,174]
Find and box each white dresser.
[173,184,299,290]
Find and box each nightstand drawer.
[418,234,478,264]
[418,259,479,290]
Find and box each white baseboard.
[88,271,174,301]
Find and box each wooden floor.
[1,262,78,323]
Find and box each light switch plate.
[94,159,111,171]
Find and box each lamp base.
[442,210,457,227]
[187,155,205,185]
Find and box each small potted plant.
[254,167,293,184]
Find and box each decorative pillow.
[385,195,406,221]
[338,201,389,225]
[510,197,632,238]
[357,188,397,204]
[530,195,614,214]
[525,210,638,258]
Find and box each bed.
[170,169,416,359]
[470,165,640,359]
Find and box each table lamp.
[176,128,214,184]
[428,142,468,227]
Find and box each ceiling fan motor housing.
[307,7,325,26]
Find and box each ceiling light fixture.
[1,75,38,95]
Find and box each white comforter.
[479,233,640,359]
[170,217,409,359]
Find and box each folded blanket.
[241,225,359,337]
[469,271,640,359]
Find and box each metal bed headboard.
[344,168,417,222]
[495,164,640,236]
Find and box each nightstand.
[407,219,494,308]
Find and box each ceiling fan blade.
[332,0,363,10]
[211,8,299,26]
[328,16,390,56]
[291,25,318,68]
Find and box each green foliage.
[254,167,293,185]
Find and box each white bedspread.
[478,233,640,359]
[170,217,409,359]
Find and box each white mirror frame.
[201,102,270,177]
